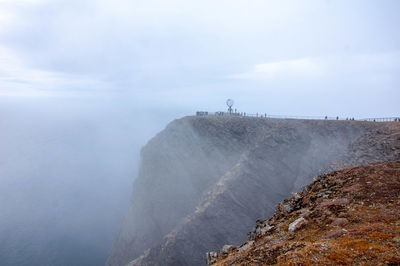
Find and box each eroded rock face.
[106,116,400,266]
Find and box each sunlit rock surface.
[106,116,400,266]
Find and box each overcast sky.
[0,2,398,265]
[0,0,399,117]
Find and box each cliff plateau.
[106,116,400,266]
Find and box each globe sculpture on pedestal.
[226,99,234,114]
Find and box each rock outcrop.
[106,116,400,266]
[211,161,400,265]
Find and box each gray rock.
[288,217,307,232]
[106,116,399,266]
[238,241,254,252]
[221,245,234,253]
[260,224,273,235]
[281,203,293,213]
[206,252,218,265]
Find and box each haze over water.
[0,0,399,265]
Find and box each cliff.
[106,116,400,266]
[209,161,400,265]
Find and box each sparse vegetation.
[211,161,400,265]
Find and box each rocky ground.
[209,160,400,265]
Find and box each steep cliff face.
[106,116,400,266]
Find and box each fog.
[0,97,188,265]
[0,0,399,265]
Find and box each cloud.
[0,0,47,28]
[0,0,399,117]
[230,58,323,80]
[230,51,400,83]
[0,0,312,92]
[0,45,109,97]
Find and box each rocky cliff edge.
[209,160,400,265]
[106,116,400,266]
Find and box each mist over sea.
[0,1,398,264]
[0,97,183,266]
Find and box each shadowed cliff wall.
[107,116,399,266]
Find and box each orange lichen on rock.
[210,161,400,265]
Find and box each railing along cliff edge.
[195,111,400,122]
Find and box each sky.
[0,0,399,117]
[0,1,399,265]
